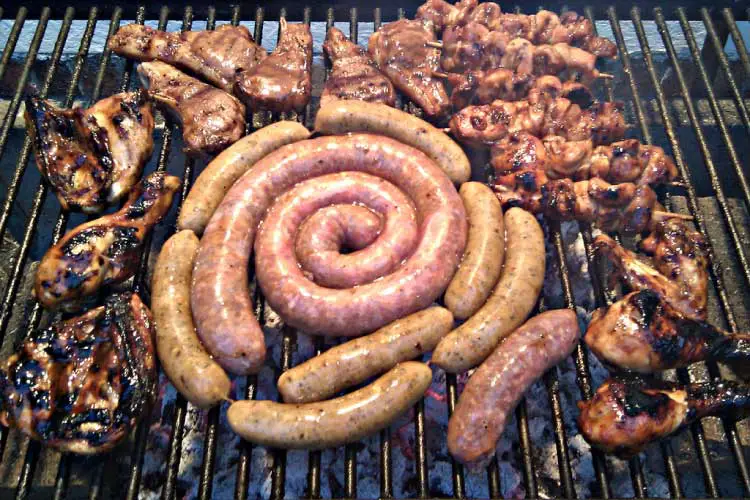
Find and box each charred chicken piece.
[578,376,750,458]
[25,92,155,213]
[369,19,451,119]
[586,290,750,373]
[234,19,312,113]
[0,293,156,454]
[108,24,267,92]
[449,89,626,147]
[138,61,245,156]
[321,27,395,107]
[34,172,180,312]
[416,0,477,31]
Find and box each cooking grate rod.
[0,7,26,81]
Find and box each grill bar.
[0,7,27,81]
[722,9,750,83]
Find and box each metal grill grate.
[0,3,749,498]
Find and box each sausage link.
[178,121,310,235]
[432,207,545,372]
[278,307,452,403]
[448,309,580,467]
[228,362,432,449]
[151,230,231,408]
[444,182,505,320]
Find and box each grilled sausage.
[278,307,453,403]
[178,121,310,235]
[314,100,471,184]
[151,230,230,408]
[432,207,545,372]
[228,362,432,449]
[448,309,580,467]
[444,182,505,320]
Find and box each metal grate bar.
[0,7,28,81]
[445,374,465,498]
[722,9,750,83]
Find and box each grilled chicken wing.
[234,19,312,113]
[138,61,245,156]
[108,24,267,92]
[586,290,750,372]
[321,27,395,108]
[25,91,155,212]
[578,376,750,458]
[368,19,451,119]
[0,293,155,454]
[34,171,179,311]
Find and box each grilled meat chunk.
[234,19,312,113]
[321,27,395,108]
[369,19,450,119]
[138,61,245,156]
[586,290,750,373]
[578,376,750,458]
[108,23,267,92]
[34,172,180,311]
[25,92,155,212]
[0,293,156,454]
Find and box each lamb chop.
[138,61,245,156]
[321,27,395,108]
[0,292,155,454]
[586,290,750,373]
[368,19,451,119]
[234,19,312,113]
[24,91,154,213]
[34,171,179,312]
[108,23,267,92]
[578,376,750,458]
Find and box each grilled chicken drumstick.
[578,376,750,458]
[138,61,245,155]
[322,27,395,107]
[108,23,267,92]
[586,290,750,373]
[369,19,451,119]
[25,92,154,213]
[235,19,312,113]
[0,293,156,454]
[34,172,180,312]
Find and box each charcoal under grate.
[0,2,749,499]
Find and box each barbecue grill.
[0,1,749,498]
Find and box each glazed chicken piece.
[108,23,267,92]
[578,376,750,458]
[34,172,179,312]
[595,219,708,320]
[416,0,476,31]
[369,19,451,119]
[586,290,750,373]
[234,19,312,113]
[138,61,245,156]
[0,293,155,454]
[25,92,154,212]
[321,27,395,107]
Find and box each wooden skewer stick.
[433,71,450,79]
[439,127,451,133]
[426,41,444,49]
[653,210,694,222]
[222,397,237,404]
[597,72,615,79]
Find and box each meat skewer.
[578,376,750,458]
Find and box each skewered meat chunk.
[24,91,155,213]
[369,19,451,119]
[34,171,180,312]
[234,19,312,113]
[586,290,750,373]
[108,24,267,92]
[138,61,245,156]
[0,293,155,454]
[321,27,395,107]
[578,376,750,458]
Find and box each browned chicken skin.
[0,293,155,454]
[25,92,155,212]
[108,23,267,92]
[34,172,180,312]
[369,19,451,119]
[234,19,312,113]
[321,27,395,108]
[138,61,246,156]
[578,376,750,458]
